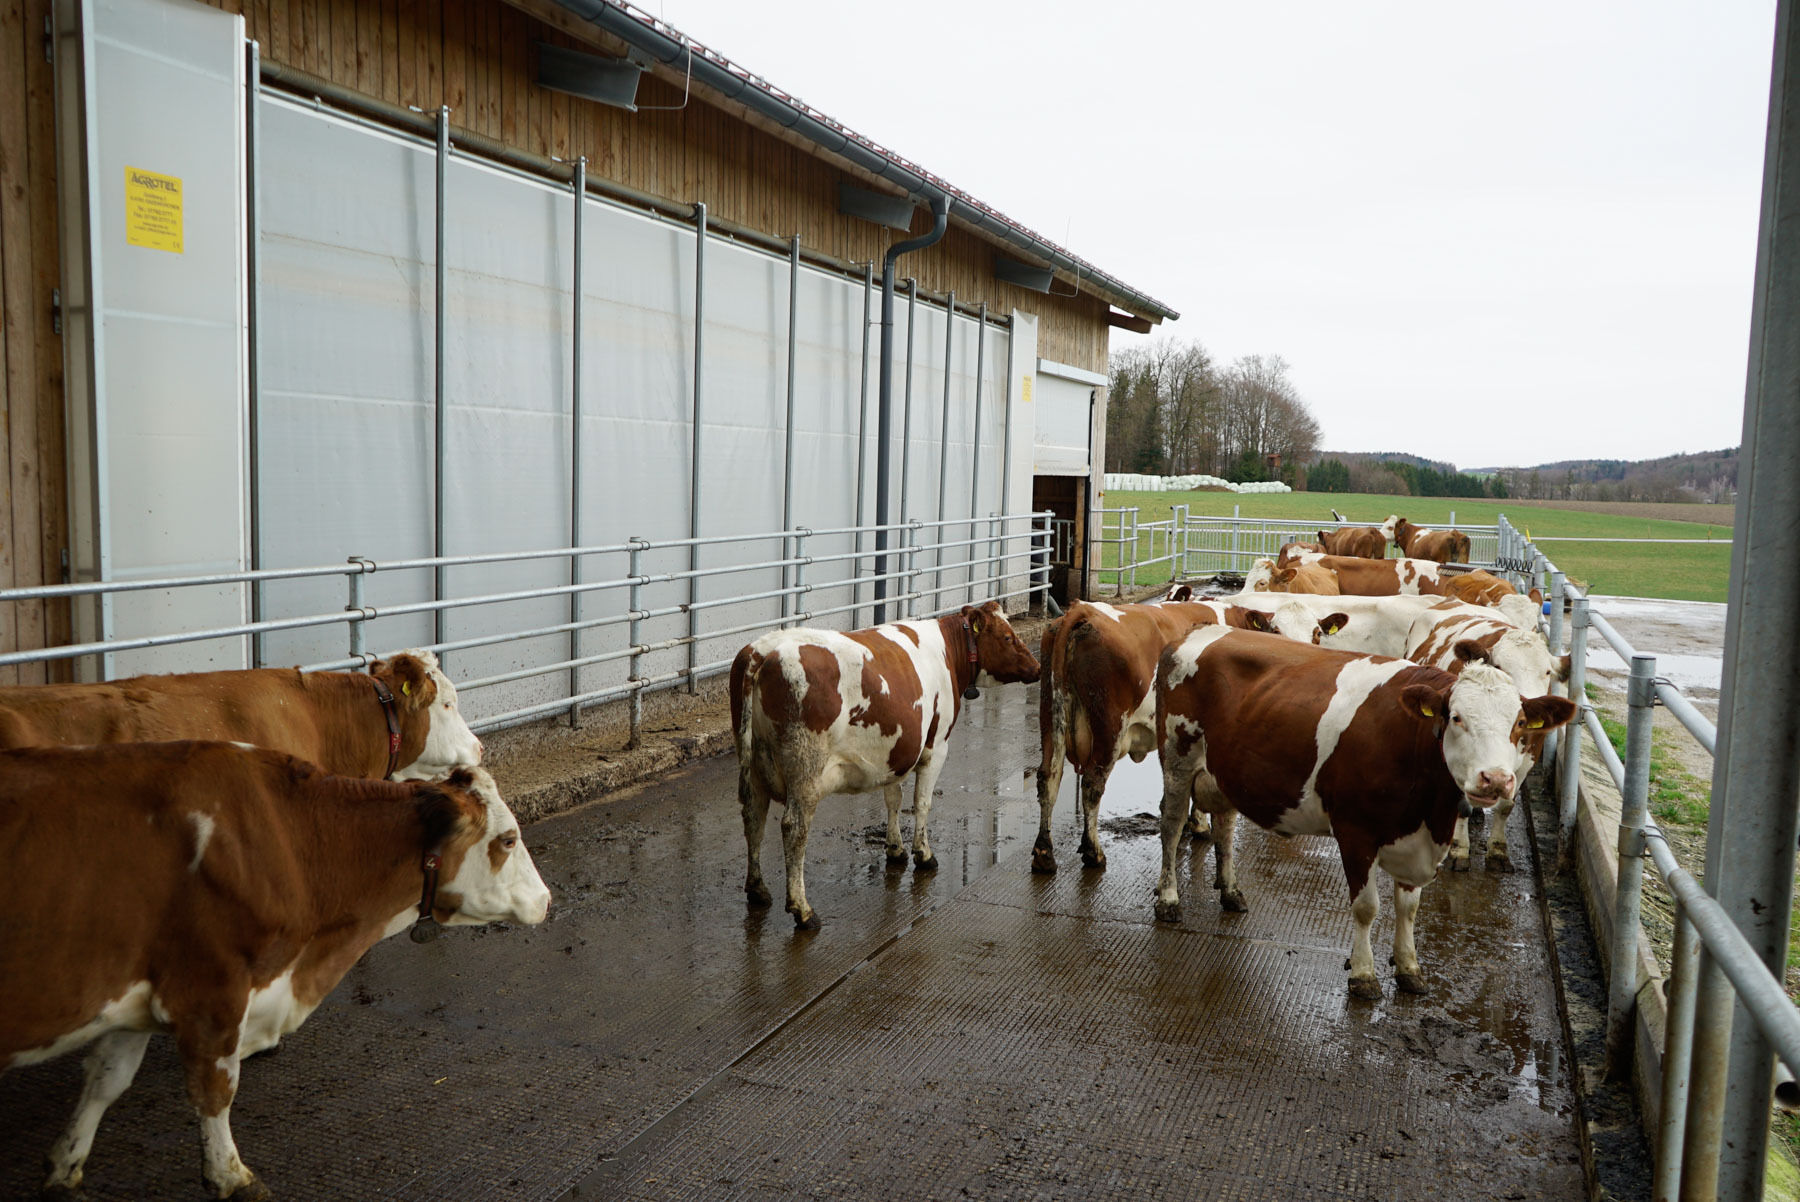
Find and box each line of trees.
[1307,455,1506,498]
[1105,339,1321,484]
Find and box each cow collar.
[961,616,981,702]
[409,851,442,944]
[369,677,403,780]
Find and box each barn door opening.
[55,0,249,678]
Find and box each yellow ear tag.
[971,619,981,635]
[401,682,411,696]
[1419,705,1434,717]
[1528,718,1543,729]
[1324,623,1339,634]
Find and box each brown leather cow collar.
[369,677,403,780]
[961,615,981,701]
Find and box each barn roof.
[546,0,1179,325]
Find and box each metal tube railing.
[1494,512,1799,1198]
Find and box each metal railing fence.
[1092,507,1502,589]
[0,513,1051,742]
[1496,514,1798,1200]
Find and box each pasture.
[1098,490,1734,602]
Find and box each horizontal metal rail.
[1,516,1053,740]
[1497,512,1795,1198]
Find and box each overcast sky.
[660,0,1775,468]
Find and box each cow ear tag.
[1528,718,1544,729]
[1419,704,1434,717]
[401,682,411,696]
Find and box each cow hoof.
[791,912,821,932]
[1079,849,1107,870]
[1447,853,1471,873]
[1395,972,1429,995]
[1347,977,1383,1001]
[884,850,909,867]
[745,881,773,908]
[1030,847,1059,875]
[1153,898,1182,923]
[1219,890,1248,913]
[913,852,939,873]
[39,1183,83,1200]
[225,1178,272,1202]
[1485,850,1514,873]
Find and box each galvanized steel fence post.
[1605,653,1657,1078]
[792,528,809,624]
[905,520,923,618]
[568,156,586,727]
[626,537,646,747]
[687,202,707,692]
[1656,908,1702,1197]
[967,303,986,607]
[346,558,374,665]
[1556,594,1589,872]
[935,291,955,603]
[853,261,873,629]
[434,105,450,663]
[899,280,917,529]
[1231,503,1241,571]
[246,38,264,669]
[781,235,799,620]
[1545,569,1566,763]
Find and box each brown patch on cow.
[794,646,843,733]
[1318,527,1386,559]
[895,625,921,646]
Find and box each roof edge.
[548,0,1179,323]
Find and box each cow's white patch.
[186,812,215,873]
[1084,602,1127,623]
[199,1108,254,1194]
[1284,657,1411,836]
[14,981,156,1067]
[1163,624,1234,688]
[236,968,318,1056]
[437,768,552,927]
[1376,819,1448,888]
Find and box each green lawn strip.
[1097,491,1731,601]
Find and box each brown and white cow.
[730,601,1040,929]
[1316,525,1387,559]
[0,650,481,781]
[1440,569,1535,609]
[1406,602,1571,871]
[1301,554,1453,597]
[1262,561,1342,594]
[1153,628,1574,998]
[1381,515,1472,564]
[0,743,550,1199]
[1032,599,1327,874]
[1275,539,1326,565]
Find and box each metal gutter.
[547,0,1179,323]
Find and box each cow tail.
[728,646,759,806]
[1038,618,1069,797]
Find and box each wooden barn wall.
[0,0,70,683]
[201,0,1114,371]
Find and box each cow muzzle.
[1468,769,1516,803]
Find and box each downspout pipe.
[874,195,950,625]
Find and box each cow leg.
[1346,877,1383,1000]
[1447,813,1472,871]
[1153,753,1191,923]
[177,1016,265,1200]
[740,767,774,908]
[1391,881,1427,994]
[1033,701,1068,875]
[882,782,908,866]
[1077,762,1113,870]
[781,783,824,931]
[1484,794,1517,872]
[41,1030,150,1194]
[1184,801,1213,848]
[1212,810,1246,912]
[911,755,946,872]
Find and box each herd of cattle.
[0,512,1569,1198]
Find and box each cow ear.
[1452,640,1491,666]
[1528,588,1544,605]
[376,654,439,711]
[445,767,478,791]
[1399,684,1450,723]
[1558,654,1572,683]
[1243,610,1274,633]
[1520,694,1577,731]
[1318,612,1349,636]
[1317,530,1329,543]
[414,783,480,849]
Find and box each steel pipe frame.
[781,234,799,623]
[900,279,918,533]
[934,290,956,605]
[247,39,264,669]
[970,302,987,607]
[853,262,873,628]
[434,105,449,665]
[687,202,706,691]
[1556,593,1589,870]
[1604,654,1657,1078]
[1688,1,1800,1190]
[568,156,587,727]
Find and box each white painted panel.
[1034,371,1093,476]
[78,0,247,676]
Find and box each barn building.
[0,0,1174,723]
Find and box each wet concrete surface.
[0,683,1585,1201]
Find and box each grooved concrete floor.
[0,683,1584,1200]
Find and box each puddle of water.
[1585,646,1721,692]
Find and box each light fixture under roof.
[536,42,647,111]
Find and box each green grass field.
[1097,490,1733,603]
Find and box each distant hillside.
[1468,448,1737,504]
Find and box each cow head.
[417,767,551,928]
[1266,603,1352,645]
[964,602,1040,686]
[1242,558,1277,593]
[1163,582,1196,603]
[1380,514,1402,544]
[1400,664,1576,803]
[376,650,484,780]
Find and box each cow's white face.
[1242,558,1277,593]
[441,769,551,927]
[1425,664,1531,803]
[393,651,485,780]
[1268,602,1350,646]
[1485,629,1567,700]
[1379,515,1400,540]
[1494,594,1542,629]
